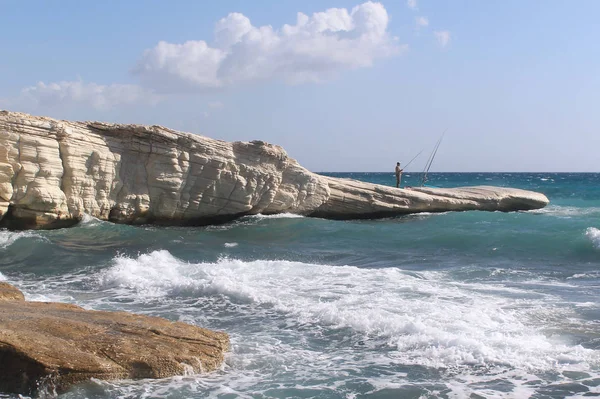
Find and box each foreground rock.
[0,283,229,396]
[0,111,549,229]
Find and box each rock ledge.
[0,111,549,229]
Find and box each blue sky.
[1,1,599,172]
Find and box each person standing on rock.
[395,162,403,188]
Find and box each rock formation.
[0,111,549,229]
[0,283,229,396]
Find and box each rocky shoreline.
[0,111,549,230]
[0,282,229,396]
[0,111,552,396]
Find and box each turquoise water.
[1,173,599,398]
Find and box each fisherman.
[395,162,403,188]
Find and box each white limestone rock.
[0,111,549,229]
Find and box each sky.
[1,0,599,172]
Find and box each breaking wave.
[78,213,106,227]
[586,227,600,249]
[96,250,599,374]
[0,230,45,249]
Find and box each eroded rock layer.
[0,111,549,229]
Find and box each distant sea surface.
[1,173,599,398]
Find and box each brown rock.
[0,284,229,396]
[0,282,25,301]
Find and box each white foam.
[408,211,450,217]
[526,205,600,218]
[98,251,194,298]
[224,242,238,248]
[569,272,600,280]
[585,227,600,249]
[96,250,600,376]
[574,302,598,308]
[0,229,44,249]
[0,272,5,282]
[11,269,92,305]
[248,213,305,219]
[79,213,104,227]
[25,292,78,304]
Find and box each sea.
[1,172,599,399]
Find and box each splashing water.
[586,227,600,249]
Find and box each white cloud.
[17,80,160,110]
[407,0,418,10]
[133,2,403,92]
[434,30,451,47]
[415,16,429,28]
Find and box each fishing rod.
[403,149,424,170]
[420,138,440,186]
[421,128,448,186]
[421,143,437,182]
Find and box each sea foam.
[0,230,45,249]
[248,213,305,219]
[527,205,600,217]
[96,250,599,375]
[79,213,104,227]
[585,227,600,249]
